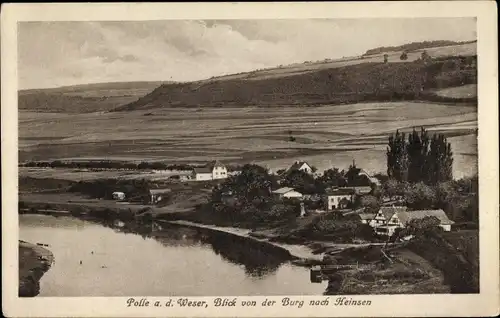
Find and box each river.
[20,214,327,296]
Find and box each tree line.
[387,127,453,185]
[20,160,244,172]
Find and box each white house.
[288,161,314,174]
[372,207,454,236]
[324,188,355,211]
[112,192,126,201]
[272,187,303,199]
[370,206,408,228]
[192,160,228,181]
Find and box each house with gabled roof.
[272,187,303,199]
[371,206,408,228]
[192,160,228,181]
[372,206,454,236]
[288,160,314,174]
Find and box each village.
[79,157,456,241]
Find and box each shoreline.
[19,240,54,297]
[160,220,325,264]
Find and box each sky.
[18,18,476,89]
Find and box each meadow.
[19,101,477,179]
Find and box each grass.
[435,84,477,99]
[19,241,54,297]
[325,247,450,295]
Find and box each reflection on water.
[20,215,327,296]
[201,232,284,278]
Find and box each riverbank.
[19,240,54,297]
[162,220,324,263]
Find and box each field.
[19,101,477,179]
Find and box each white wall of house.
[195,173,213,181]
[212,165,228,180]
[326,194,352,210]
[439,224,452,232]
[370,211,389,227]
[299,163,312,174]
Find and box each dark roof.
[396,209,454,225]
[193,160,225,174]
[359,213,376,220]
[207,160,225,170]
[378,206,408,220]
[325,188,356,195]
[193,167,212,174]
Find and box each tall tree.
[387,127,453,185]
[387,130,408,181]
[428,134,453,184]
[407,127,430,183]
[319,167,347,188]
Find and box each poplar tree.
[387,130,408,181]
[387,127,453,185]
[407,127,430,183]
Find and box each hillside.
[363,40,477,56]
[114,54,477,112]
[18,81,170,113]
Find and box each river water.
[20,214,327,296]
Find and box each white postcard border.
[2,2,499,317]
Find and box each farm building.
[324,188,355,211]
[192,160,228,181]
[272,187,303,199]
[288,161,314,174]
[371,207,454,236]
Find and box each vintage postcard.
[2,2,499,317]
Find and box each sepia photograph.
[2,2,499,317]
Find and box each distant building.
[192,160,228,181]
[272,187,303,199]
[324,188,355,211]
[371,207,454,236]
[149,188,171,204]
[288,161,314,174]
[112,192,126,201]
[370,206,407,228]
